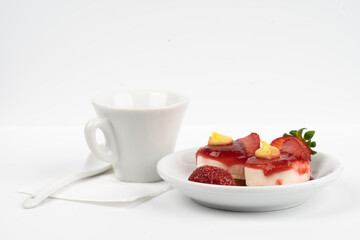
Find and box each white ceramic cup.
[84,91,189,182]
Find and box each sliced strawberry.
[236,133,260,157]
[279,138,310,161]
[271,136,311,159]
[270,136,288,149]
[188,165,236,186]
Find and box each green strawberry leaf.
[297,128,307,139]
[304,131,315,140]
[289,130,297,136]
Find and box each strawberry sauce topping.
[196,142,247,166]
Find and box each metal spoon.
[22,154,111,209]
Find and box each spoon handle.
[22,171,92,209]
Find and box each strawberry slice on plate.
[188,165,236,186]
[271,136,311,159]
[271,128,317,160]
[236,133,260,157]
[279,138,310,161]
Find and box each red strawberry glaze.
[196,133,260,167]
[245,154,311,176]
[196,141,247,166]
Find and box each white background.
[1,0,360,126]
[1,0,360,239]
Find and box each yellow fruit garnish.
[208,132,233,146]
[255,140,280,159]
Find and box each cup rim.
[91,90,190,111]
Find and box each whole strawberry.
[188,165,236,186]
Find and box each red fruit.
[188,165,236,186]
[279,138,310,161]
[271,136,311,159]
[236,133,260,157]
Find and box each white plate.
[157,148,343,211]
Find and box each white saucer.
[157,148,343,211]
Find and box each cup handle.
[84,117,117,163]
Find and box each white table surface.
[1,124,359,240]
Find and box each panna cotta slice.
[196,132,260,183]
[244,139,311,186]
[245,156,311,186]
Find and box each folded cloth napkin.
[19,162,172,207]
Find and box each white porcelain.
[157,148,343,211]
[85,91,189,182]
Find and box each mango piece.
[208,132,233,146]
[255,140,280,159]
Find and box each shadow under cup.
[86,91,189,183]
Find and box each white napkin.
[19,167,172,207]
